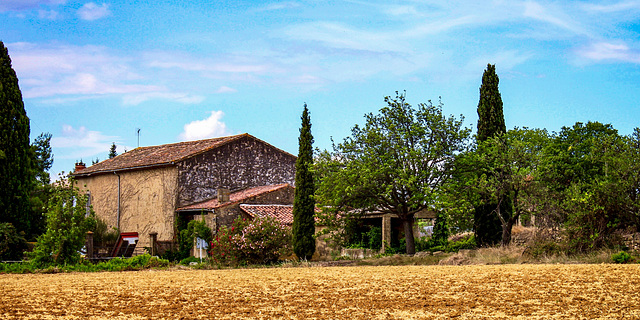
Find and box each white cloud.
[7,42,205,104]
[38,9,60,19]
[0,0,65,11]
[576,42,640,64]
[179,111,231,141]
[122,92,205,106]
[77,2,110,21]
[255,2,300,12]
[215,86,237,93]
[51,124,120,160]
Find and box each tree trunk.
[501,218,515,247]
[403,218,416,255]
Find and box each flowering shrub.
[209,216,292,265]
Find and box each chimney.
[75,161,86,172]
[217,188,230,203]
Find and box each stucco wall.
[176,136,296,207]
[76,166,178,248]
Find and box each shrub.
[210,216,292,266]
[0,222,28,261]
[29,184,94,267]
[611,251,632,264]
[523,240,562,258]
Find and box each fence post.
[86,231,94,259]
[149,232,158,256]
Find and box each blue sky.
[2,0,640,179]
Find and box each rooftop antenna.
[136,128,141,148]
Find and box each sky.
[2,0,640,179]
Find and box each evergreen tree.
[109,142,117,159]
[0,41,33,234]
[475,64,508,246]
[292,104,316,260]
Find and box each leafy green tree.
[0,41,33,234]
[315,92,470,254]
[28,132,53,239]
[292,104,316,260]
[30,182,95,266]
[475,63,508,247]
[553,126,640,252]
[109,142,117,159]
[470,129,547,246]
[431,211,449,247]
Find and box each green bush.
[209,216,292,266]
[523,240,562,258]
[0,222,28,261]
[447,234,476,252]
[611,251,632,264]
[29,184,95,267]
[0,254,169,274]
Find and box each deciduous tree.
[316,92,470,254]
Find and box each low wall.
[622,233,640,253]
[340,248,381,259]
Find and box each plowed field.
[1,264,639,319]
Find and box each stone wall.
[622,233,640,253]
[210,186,295,230]
[176,135,296,207]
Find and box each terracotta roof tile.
[73,134,247,176]
[176,184,291,211]
[240,204,294,225]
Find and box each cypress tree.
[475,64,508,246]
[109,142,117,159]
[292,104,316,260]
[0,41,33,233]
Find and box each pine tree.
[475,64,508,246]
[109,142,117,159]
[0,41,33,234]
[292,104,316,260]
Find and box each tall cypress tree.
[0,41,33,233]
[475,64,508,246]
[292,104,316,260]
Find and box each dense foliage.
[0,222,28,261]
[0,41,34,236]
[292,104,316,260]
[209,216,292,265]
[474,63,508,247]
[29,183,95,267]
[315,91,470,254]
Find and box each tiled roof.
[176,184,291,211]
[240,204,294,225]
[72,133,248,176]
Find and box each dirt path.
[1,264,639,319]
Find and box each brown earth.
[1,264,639,319]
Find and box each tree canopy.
[315,92,470,254]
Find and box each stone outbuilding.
[72,133,297,253]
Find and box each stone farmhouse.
[72,133,298,254]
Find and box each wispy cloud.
[77,2,110,21]
[0,0,65,11]
[215,86,237,93]
[576,41,640,64]
[254,2,300,12]
[7,42,206,104]
[179,111,231,141]
[51,124,120,161]
[122,92,205,106]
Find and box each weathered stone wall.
[77,166,178,248]
[210,186,295,230]
[623,233,640,253]
[176,136,296,207]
